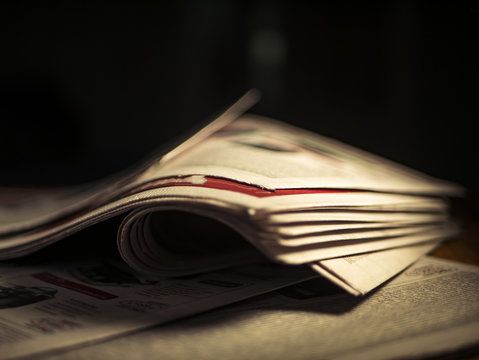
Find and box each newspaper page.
[31,256,479,360]
[312,241,440,295]
[149,115,462,195]
[0,258,315,360]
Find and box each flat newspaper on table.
[2,256,478,360]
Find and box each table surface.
[432,197,479,265]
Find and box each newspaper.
[0,92,463,296]
[22,256,479,360]
[311,241,440,295]
[149,115,461,194]
[0,257,316,360]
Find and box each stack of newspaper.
[0,91,463,296]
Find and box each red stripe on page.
[32,272,118,300]
[128,176,350,198]
[200,177,348,197]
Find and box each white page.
[264,223,459,264]
[0,182,115,235]
[152,115,462,195]
[266,224,443,246]
[267,221,443,239]
[263,210,447,224]
[311,241,439,295]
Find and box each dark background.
[1,1,477,198]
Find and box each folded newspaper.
[0,91,464,296]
